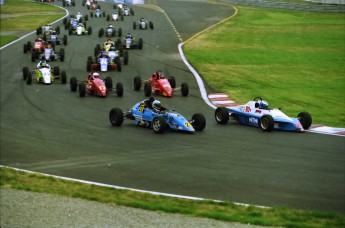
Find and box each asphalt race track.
[1,0,344,213]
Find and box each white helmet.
[152,100,161,112]
[93,72,100,78]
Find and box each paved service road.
[1,0,344,213]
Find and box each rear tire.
[116,82,124,97]
[79,83,86,97]
[105,77,113,89]
[60,71,67,84]
[144,83,151,97]
[215,107,229,124]
[23,67,29,80]
[70,77,78,91]
[168,77,176,88]
[181,83,189,97]
[260,115,274,132]
[133,76,141,91]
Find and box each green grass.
[0,0,65,45]
[0,35,17,46]
[1,167,344,228]
[184,6,345,127]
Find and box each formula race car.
[117,34,143,49]
[106,12,123,21]
[94,42,129,65]
[63,14,88,30]
[69,23,92,36]
[109,98,206,134]
[23,37,45,54]
[22,61,67,85]
[31,42,65,62]
[121,5,134,16]
[90,9,105,18]
[214,97,312,132]
[84,0,100,10]
[133,71,189,97]
[36,24,60,36]
[87,54,122,72]
[43,30,67,46]
[98,25,122,38]
[62,0,75,6]
[133,18,153,30]
[70,72,123,98]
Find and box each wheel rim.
[261,118,269,129]
[215,112,223,122]
[152,119,160,131]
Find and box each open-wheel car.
[214,96,312,132]
[70,72,123,98]
[109,98,206,134]
[23,61,67,85]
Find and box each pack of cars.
[20,1,314,136]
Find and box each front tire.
[70,77,78,91]
[144,83,151,97]
[260,115,274,132]
[152,116,166,134]
[116,82,124,97]
[133,76,141,91]
[109,108,124,126]
[181,82,189,97]
[191,113,206,131]
[215,107,229,124]
[298,112,312,130]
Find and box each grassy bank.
[0,0,65,42]
[184,6,345,127]
[1,167,344,228]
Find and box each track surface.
[1,0,344,213]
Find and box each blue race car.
[109,98,206,133]
[215,97,312,132]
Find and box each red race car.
[133,70,189,98]
[70,72,123,98]
[23,37,45,54]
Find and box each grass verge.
[1,167,345,228]
[183,5,345,127]
[0,0,65,46]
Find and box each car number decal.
[138,103,145,113]
[184,122,191,128]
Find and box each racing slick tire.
[79,83,86,97]
[90,12,93,17]
[168,77,176,88]
[133,76,142,91]
[87,26,92,35]
[87,59,92,72]
[23,67,29,80]
[60,71,67,84]
[215,107,229,124]
[53,66,60,76]
[31,51,36,62]
[138,38,143,50]
[152,116,166,134]
[106,15,110,21]
[98,28,104,38]
[181,82,189,97]
[118,28,122,37]
[260,114,274,132]
[133,22,136,30]
[23,44,28,53]
[130,8,134,16]
[26,71,32,85]
[191,113,206,131]
[149,21,154,29]
[84,15,88,21]
[298,112,312,130]
[116,82,124,97]
[109,108,124,126]
[105,77,113,89]
[59,48,65,62]
[70,77,78,91]
[144,83,151,97]
[115,58,122,72]
[123,51,129,65]
[63,35,67,45]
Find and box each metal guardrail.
[218,0,345,12]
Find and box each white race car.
[215,97,312,132]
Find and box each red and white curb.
[208,93,345,137]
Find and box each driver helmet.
[156,70,162,77]
[109,45,116,51]
[41,61,48,68]
[37,37,43,41]
[108,25,113,28]
[78,12,81,15]
[92,72,100,79]
[152,100,162,112]
[126,33,132,37]
[51,30,56,35]
[78,23,84,27]
[259,100,268,109]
